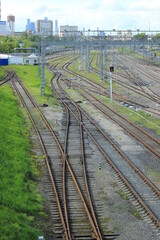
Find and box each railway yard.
[1,50,160,240]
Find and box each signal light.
[110,66,114,72]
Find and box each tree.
[133,33,147,41]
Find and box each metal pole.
[73,46,75,68]
[104,45,107,79]
[86,43,90,73]
[41,37,45,96]
[79,45,83,71]
[109,72,113,103]
[37,39,40,77]
[87,44,90,73]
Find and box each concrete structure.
[35,18,53,37]
[0,21,7,35]
[25,19,35,34]
[24,54,39,65]
[60,25,78,37]
[7,14,15,35]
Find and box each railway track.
[50,73,160,235]
[62,59,160,114]
[110,54,160,103]
[11,73,119,239]
[51,71,159,231]
[0,72,14,87]
[61,77,160,159]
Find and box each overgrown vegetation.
[0,85,45,239]
[0,36,19,53]
[0,67,6,79]
[0,33,39,53]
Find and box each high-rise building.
[7,14,15,35]
[55,19,59,35]
[35,18,53,37]
[25,19,35,34]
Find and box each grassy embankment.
[0,64,61,239]
[0,84,45,240]
[0,67,6,79]
[5,65,58,106]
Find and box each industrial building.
[0,21,7,35]
[24,54,39,65]
[0,54,8,65]
[0,54,23,65]
[0,15,15,36]
[126,30,132,40]
[60,25,78,37]
[7,15,15,35]
[35,18,53,37]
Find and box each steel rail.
[14,74,102,240]
[12,80,69,240]
[0,72,14,87]
[63,104,72,240]
[80,91,160,158]
[84,90,160,145]
[55,77,160,229]
[60,77,160,197]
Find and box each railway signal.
[110,66,114,72]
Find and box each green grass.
[0,85,45,240]
[112,103,160,136]
[0,67,6,79]
[4,65,59,106]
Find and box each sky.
[2,0,160,32]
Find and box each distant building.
[7,15,15,35]
[117,30,122,40]
[0,21,7,35]
[55,19,59,35]
[97,30,105,37]
[35,18,53,37]
[25,19,35,34]
[60,25,78,37]
[126,30,132,40]
[24,54,39,65]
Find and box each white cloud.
[1,0,160,31]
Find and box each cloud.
[2,0,160,31]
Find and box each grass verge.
[0,85,45,240]
[0,67,6,79]
[4,65,59,106]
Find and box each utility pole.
[86,43,90,73]
[109,72,113,103]
[73,46,76,68]
[41,37,45,96]
[37,38,41,77]
[79,45,83,71]
[104,45,107,80]
[100,44,103,80]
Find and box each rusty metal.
[12,79,69,240]
[55,76,160,229]
[14,75,102,240]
